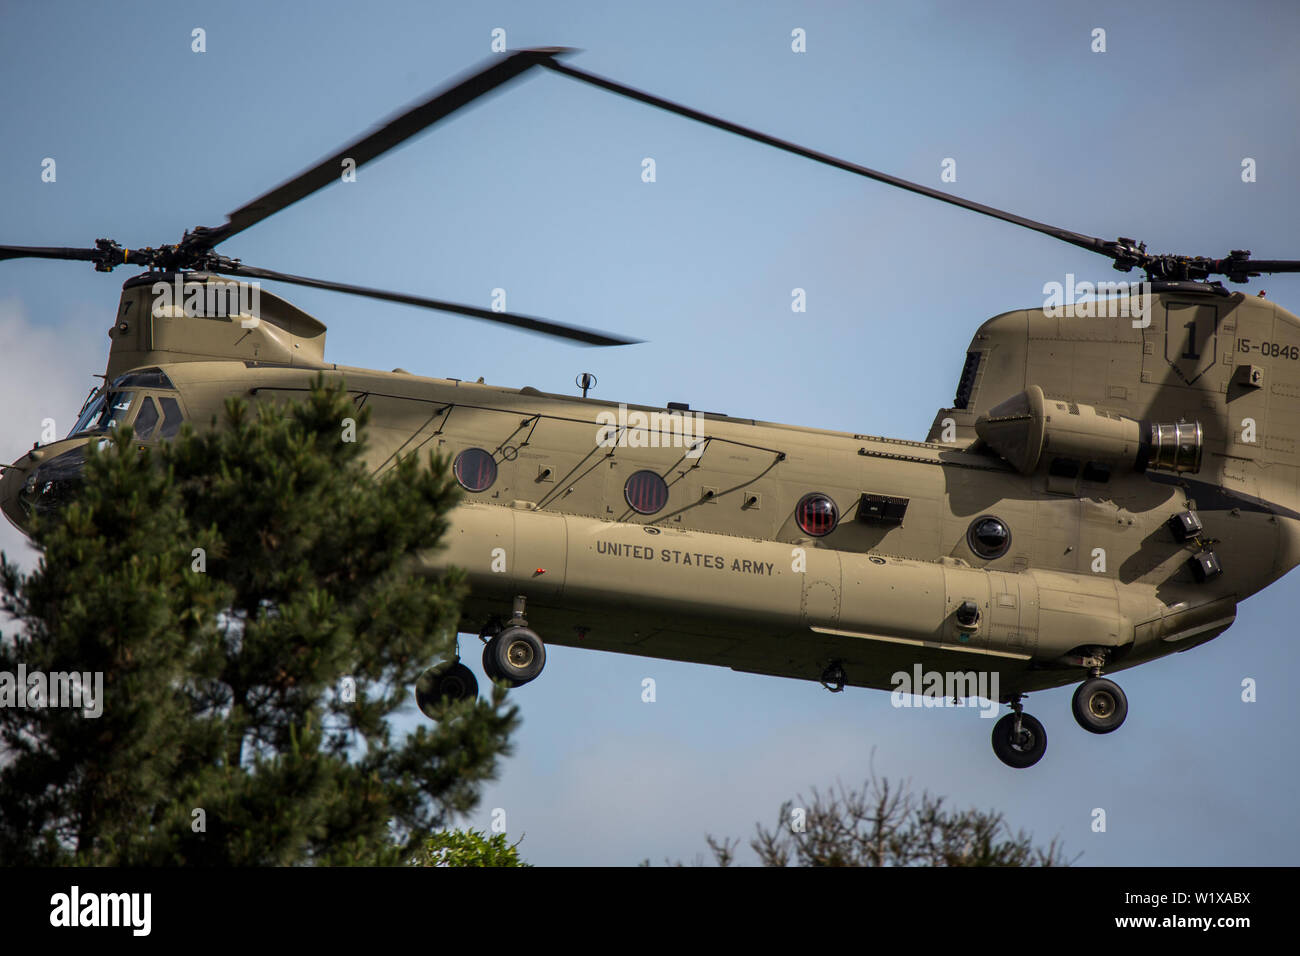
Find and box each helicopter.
[4,48,1300,769]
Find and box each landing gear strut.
[482,595,546,687]
[991,696,1047,769]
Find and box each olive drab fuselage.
[5,273,1300,701]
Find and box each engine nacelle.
[975,385,1202,476]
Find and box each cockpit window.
[158,397,184,439]
[111,367,175,390]
[68,389,185,441]
[69,394,106,437]
[93,391,135,432]
[134,397,160,439]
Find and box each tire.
[415,661,479,717]
[1072,678,1127,734]
[485,626,546,686]
[481,645,502,683]
[991,712,1047,769]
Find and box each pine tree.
[0,377,517,864]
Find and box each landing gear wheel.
[991,711,1047,769]
[1072,677,1127,734]
[484,626,546,687]
[415,661,478,717]
[482,650,502,684]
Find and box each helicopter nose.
[0,460,28,533]
[0,441,89,535]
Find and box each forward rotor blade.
[1226,260,1300,275]
[0,245,101,263]
[199,48,571,248]
[211,262,640,346]
[540,59,1115,261]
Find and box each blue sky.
[2,0,1299,864]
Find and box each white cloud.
[0,297,105,567]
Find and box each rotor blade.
[540,59,1117,260]
[0,245,101,263]
[199,48,571,248]
[1225,260,1300,275]
[211,262,640,346]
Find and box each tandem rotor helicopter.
[5,48,1300,768]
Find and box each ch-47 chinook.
[4,49,1300,769]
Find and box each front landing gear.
[1072,677,1128,734]
[415,660,479,717]
[991,698,1047,769]
[484,626,546,686]
[481,595,547,687]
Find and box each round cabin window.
[967,515,1011,559]
[453,448,497,493]
[796,493,839,537]
[624,470,669,515]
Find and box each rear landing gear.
[1072,677,1128,734]
[481,595,547,687]
[991,697,1047,769]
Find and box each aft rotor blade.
[212,262,640,346]
[539,59,1116,260]
[201,48,573,247]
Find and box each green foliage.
[413,828,529,867]
[687,774,1075,867]
[0,376,518,864]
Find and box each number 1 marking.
[1183,320,1200,360]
